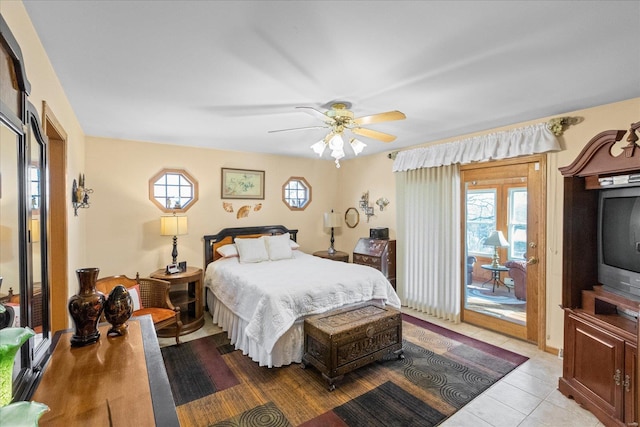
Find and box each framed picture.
[221,168,265,199]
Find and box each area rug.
[161,314,528,426]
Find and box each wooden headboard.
[203,225,298,268]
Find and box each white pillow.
[289,240,300,250]
[265,233,293,260]
[235,237,269,263]
[216,244,239,258]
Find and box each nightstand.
[313,250,349,263]
[150,266,204,335]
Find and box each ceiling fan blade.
[296,106,335,124]
[268,125,329,134]
[352,110,406,126]
[351,127,397,143]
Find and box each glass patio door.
[461,156,545,343]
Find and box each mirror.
[0,123,20,328]
[28,117,49,352]
[345,207,360,228]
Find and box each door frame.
[42,101,68,333]
[460,154,547,348]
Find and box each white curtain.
[393,122,560,172]
[396,164,461,322]
[394,122,560,322]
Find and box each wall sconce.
[72,174,93,216]
[376,197,390,211]
[359,191,375,222]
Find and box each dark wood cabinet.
[562,310,627,421]
[353,239,396,289]
[558,123,639,427]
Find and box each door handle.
[527,257,538,265]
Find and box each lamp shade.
[483,230,509,247]
[350,138,367,155]
[310,139,326,156]
[323,212,341,228]
[30,218,40,243]
[160,215,188,236]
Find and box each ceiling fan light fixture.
[310,139,326,156]
[276,103,404,168]
[350,138,366,155]
[331,148,345,160]
[328,133,344,150]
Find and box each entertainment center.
[558,121,639,426]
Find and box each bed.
[203,225,401,367]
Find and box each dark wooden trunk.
[302,303,403,391]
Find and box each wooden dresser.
[32,316,179,426]
[353,238,396,289]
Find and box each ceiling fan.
[268,102,406,167]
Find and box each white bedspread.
[204,251,401,354]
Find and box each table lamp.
[483,230,509,268]
[323,210,341,255]
[160,214,188,264]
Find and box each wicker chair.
[96,273,182,344]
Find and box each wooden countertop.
[32,316,178,426]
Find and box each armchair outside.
[504,260,527,301]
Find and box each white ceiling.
[23,1,640,162]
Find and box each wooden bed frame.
[203,225,298,268]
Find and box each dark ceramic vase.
[104,285,133,336]
[68,268,105,347]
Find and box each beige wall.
[84,137,339,277]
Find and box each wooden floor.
[159,310,603,427]
[173,320,458,426]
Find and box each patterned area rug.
[161,314,528,426]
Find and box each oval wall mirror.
[345,207,359,228]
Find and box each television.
[597,186,640,301]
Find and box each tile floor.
[158,308,603,427]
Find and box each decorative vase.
[0,327,35,406]
[0,401,49,426]
[68,268,105,347]
[104,285,133,336]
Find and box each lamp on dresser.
[160,214,188,265]
[323,209,341,255]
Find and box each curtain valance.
[392,122,560,172]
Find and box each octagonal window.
[282,177,312,211]
[149,168,198,213]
